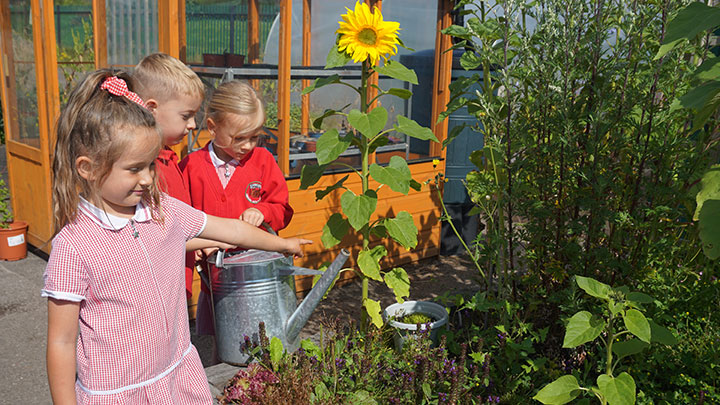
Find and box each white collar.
[208,142,239,168]
[78,196,152,230]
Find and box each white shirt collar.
[78,196,152,230]
[209,141,239,168]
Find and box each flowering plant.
[301,1,438,328]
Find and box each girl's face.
[209,113,261,162]
[95,129,159,218]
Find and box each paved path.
[0,249,51,404]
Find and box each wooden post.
[277,0,292,175]
[301,0,311,135]
[179,0,187,62]
[92,0,108,68]
[248,0,260,89]
[431,0,453,158]
[158,0,181,58]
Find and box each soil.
[299,254,483,339]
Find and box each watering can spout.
[285,249,350,343]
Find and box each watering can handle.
[214,221,276,268]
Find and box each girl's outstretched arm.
[199,215,311,257]
[47,298,80,405]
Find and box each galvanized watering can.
[199,248,349,365]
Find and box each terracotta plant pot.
[0,221,28,261]
[203,53,226,67]
[225,53,245,67]
[304,140,317,152]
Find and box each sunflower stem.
[360,59,371,331]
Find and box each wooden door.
[0,0,58,251]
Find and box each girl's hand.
[240,208,265,227]
[284,238,313,258]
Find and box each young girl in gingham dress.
[42,69,310,404]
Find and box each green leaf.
[326,44,352,69]
[395,116,439,142]
[443,123,466,149]
[374,60,418,84]
[694,57,720,82]
[387,88,413,99]
[300,339,321,358]
[345,390,377,405]
[321,213,349,248]
[269,337,284,367]
[612,339,649,361]
[576,276,611,300]
[384,267,410,302]
[357,245,387,281]
[694,166,720,259]
[623,309,651,343]
[676,80,720,111]
[364,298,383,328]
[315,175,349,201]
[533,375,581,404]
[300,164,327,190]
[348,107,388,139]
[563,311,604,348]
[460,50,482,70]
[302,74,340,95]
[656,2,720,59]
[341,189,378,231]
[313,106,347,130]
[369,156,412,194]
[627,292,654,304]
[648,319,678,345]
[312,381,331,401]
[385,211,418,249]
[596,373,636,405]
[316,129,351,165]
[422,382,432,399]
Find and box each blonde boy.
[133,53,205,300]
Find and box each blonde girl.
[43,69,309,404]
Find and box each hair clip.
[100,76,147,109]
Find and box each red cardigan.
[156,148,191,205]
[180,143,293,232]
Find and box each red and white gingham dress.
[42,195,213,404]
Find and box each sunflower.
[336,1,401,66]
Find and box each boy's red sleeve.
[254,151,293,232]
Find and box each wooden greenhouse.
[0,0,456,309]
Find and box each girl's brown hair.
[52,69,162,233]
[206,80,265,134]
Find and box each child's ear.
[75,156,95,181]
[145,98,158,113]
[206,117,216,134]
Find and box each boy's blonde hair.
[133,53,204,102]
[206,80,265,134]
[52,69,163,233]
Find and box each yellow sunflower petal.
[334,1,400,66]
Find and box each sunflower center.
[357,27,377,45]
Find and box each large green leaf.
[649,319,678,345]
[313,106,348,129]
[386,88,413,99]
[348,107,388,139]
[345,390,377,405]
[384,267,410,302]
[316,129,351,165]
[341,189,378,231]
[694,166,720,259]
[612,339,649,361]
[676,80,720,111]
[563,311,604,348]
[656,2,720,59]
[374,60,418,84]
[369,156,412,194]
[315,175,349,201]
[694,57,720,82]
[300,164,327,190]
[627,292,654,304]
[302,74,340,95]
[596,373,636,405]
[460,50,482,70]
[395,116,439,142]
[533,375,581,405]
[575,276,611,300]
[623,309,651,343]
[385,211,418,249]
[364,298,383,328]
[357,245,387,281]
[326,44,352,68]
[321,213,349,248]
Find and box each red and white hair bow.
[100,76,147,109]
